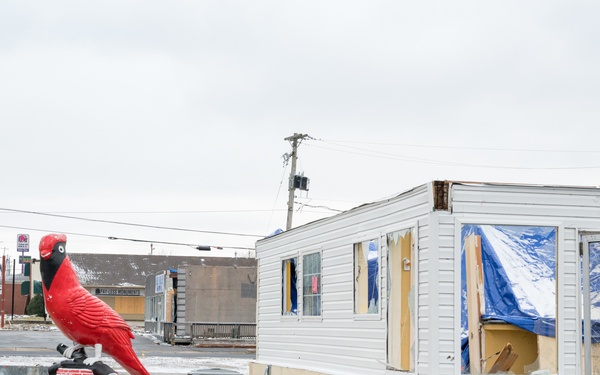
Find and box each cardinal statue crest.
[39,233,150,375]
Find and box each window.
[302,252,322,316]
[460,225,557,374]
[282,257,298,316]
[354,239,379,314]
[145,295,163,322]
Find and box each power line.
[109,236,215,251]
[107,236,255,251]
[0,224,255,251]
[0,224,105,239]
[295,202,344,213]
[22,209,287,214]
[307,142,600,171]
[0,207,264,238]
[318,138,600,154]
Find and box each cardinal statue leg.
[84,344,104,366]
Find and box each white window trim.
[280,253,300,321]
[453,218,563,374]
[353,233,383,321]
[300,248,323,321]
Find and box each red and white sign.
[17,234,29,252]
[57,369,94,375]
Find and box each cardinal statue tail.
[106,333,150,375]
[111,345,150,375]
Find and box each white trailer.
[251,180,600,375]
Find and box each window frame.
[281,254,299,320]
[301,249,323,320]
[353,234,382,320]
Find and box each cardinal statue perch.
[39,233,150,375]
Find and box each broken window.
[460,225,557,375]
[354,239,380,315]
[281,257,298,316]
[302,252,322,316]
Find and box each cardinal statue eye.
[58,245,65,253]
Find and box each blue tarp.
[460,225,600,371]
[368,240,379,310]
[461,225,557,337]
[290,258,298,314]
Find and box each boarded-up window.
[303,252,321,316]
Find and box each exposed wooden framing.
[356,242,369,314]
[387,231,414,370]
[400,232,412,370]
[465,234,484,374]
[285,260,291,312]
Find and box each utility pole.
[284,133,310,230]
[1,253,5,329]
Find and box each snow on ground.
[0,356,250,374]
[0,317,250,374]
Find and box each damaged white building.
[251,180,600,375]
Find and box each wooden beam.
[489,342,518,373]
[465,234,484,374]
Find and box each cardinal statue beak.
[40,249,52,260]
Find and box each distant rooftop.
[68,253,256,287]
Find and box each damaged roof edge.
[260,179,600,243]
[432,179,600,213]
[433,180,451,211]
[442,179,600,190]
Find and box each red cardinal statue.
[39,233,150,375]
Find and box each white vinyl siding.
[451,183,600,374]
[254,181,600,375]
[256,184,430,375]
[561,227,580,374]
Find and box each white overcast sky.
[1,1,599,262]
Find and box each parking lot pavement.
[0,328,253,374]
[0,327,254,359]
